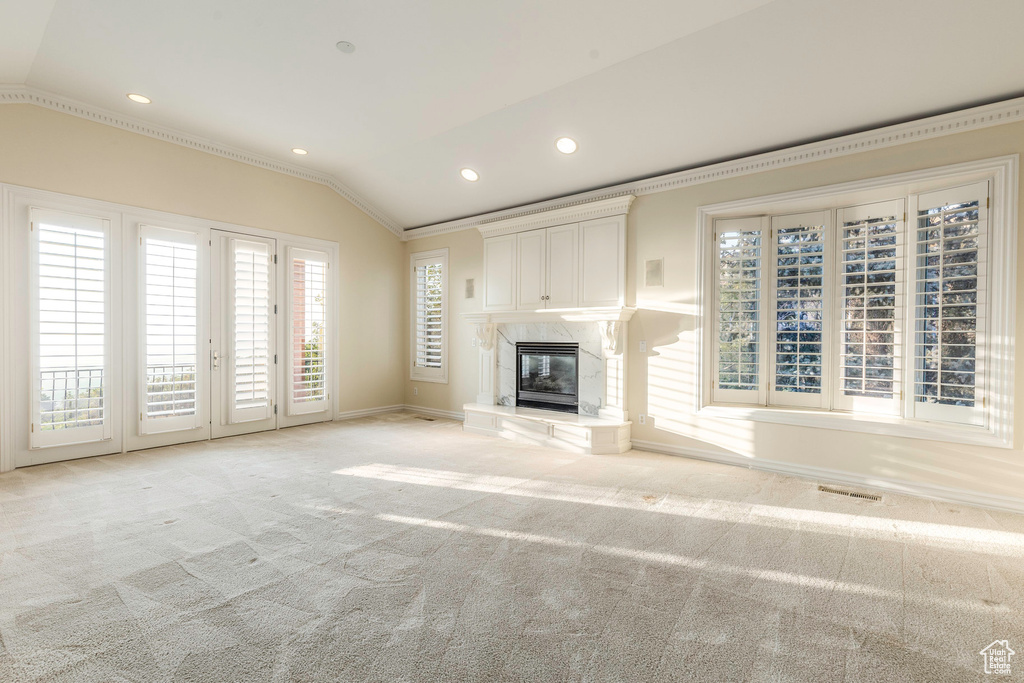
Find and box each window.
[287,247,329,415]
[835,201,904,414]
[411,248,448,382]
[910,183,988,426]
[30,208,110,448]
[702,164,1013,446]
[229,238,273,423]
[139,226,200,434]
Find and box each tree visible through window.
[710,181,991,429]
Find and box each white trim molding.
[475,196,635,238]
[404,405,466,422]
[333,404,466,422]
[463,306,636,325]
[403,95,1024,240]
[631,439,1024,515]
[0,85,403,237]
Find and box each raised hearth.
[463,403,631,455]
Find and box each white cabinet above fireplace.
[478,195,633,313]
[517,223,578,310]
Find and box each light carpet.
[0,413,1021,682]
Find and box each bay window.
[702,162,1012,446]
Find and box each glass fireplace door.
[516,343,579,413]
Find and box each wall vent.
[817,485,881,502]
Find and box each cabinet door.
[483,234,517,311]
[546,223,578,308]
[579,216,625,307]
[517,230,546,310]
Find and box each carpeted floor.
[0,413,1021,682]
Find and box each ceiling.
[3,0,1024,230]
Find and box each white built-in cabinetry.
[482,234,516,311]
[483,213,626,312]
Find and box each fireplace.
[516,342,579,413]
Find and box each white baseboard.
[334,404,466,422]
[403,405,466,421]
[630,438,1024,515]
[334,404,405,421]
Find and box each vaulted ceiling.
[3,0,1024,229]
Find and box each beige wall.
[0,104,405,413]
[405,120,1024,504]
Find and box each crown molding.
[403,95,1024,241]
[463,306,636,325]
[0,85,403,237]
[475,195,634,238]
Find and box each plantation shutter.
[412,251,447,381]
[139,226,201,434]
[769,211,831,409]
[833,201,904,414]
[910,182,988,426]
[30,208,111,448]
[713,217,766,404]
[229,238,273,423]
[287,247,329,416]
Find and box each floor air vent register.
[817,485,882,502]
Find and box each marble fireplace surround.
[498,323,601,415]
[464,308,635,421]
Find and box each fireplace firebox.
[516,342,579,413]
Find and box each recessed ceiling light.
[336,41,356,54]
[555,137,577,154]
[460,168,479,182]
[292,148,308,155]
[126,93,151,104]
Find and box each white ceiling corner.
[0,84,402,236]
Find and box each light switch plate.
[639,340,647,353]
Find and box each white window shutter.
[769,211,831,409]
[833,200,905,415]
[712,217,766,405]
[138,226,201,435]
[411,249,448,382]
[286,247,329,416]
[228,238,273,423]
[30,208,111,448]
[909,182,988,426]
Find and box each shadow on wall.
[638,306,753,458]
[636,306,1020,497]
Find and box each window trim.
[29,207,114,449]
[137,224,203,435]
[696,156,1017,448]
[410,248,449,384]
[285,245,331,417]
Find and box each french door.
[7,187,338,468]
[211,230,278,438]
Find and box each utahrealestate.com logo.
[980,640,1015,676]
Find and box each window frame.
[410,248,449,384]
[137,224,203,435]
[696,156,1017,448]
[285,245,331,417]
[28,207,114,449]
